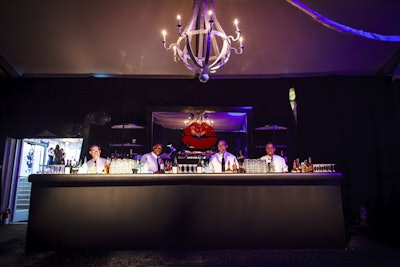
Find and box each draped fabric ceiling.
[0,0,400,78]
[153,112,247,132]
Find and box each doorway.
[2,137,83,222]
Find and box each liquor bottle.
[226,160,232,172]
[296,158,301,172]
[79,156,88,174]
[197,158,203,173]
[104,158,110,174]
[64,160,71,174]
[70,160,78,174]
[91,161,97,174]
[163,160,169,173]
[172,155,178,174]
[308,156,314,172]
[159,159,165,173]
[266,156,272,172]
[232,162,238,173]
[270,157,275,172]
[203,158,210,173]
[292,160,297,172]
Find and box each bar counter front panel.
[26,173,345,250]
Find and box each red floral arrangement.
[182,122,217,149]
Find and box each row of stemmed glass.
[313,164,336,173]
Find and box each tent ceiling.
[0,0,399,78]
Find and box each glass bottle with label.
[197,158,203,173]
[270,157,275,172]
[172,156,179,174]
[64,160,71,174]
[226,160,232,172]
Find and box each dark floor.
[0,223,399,267]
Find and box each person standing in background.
[210,140,238,172]
[47,147,54,165]
[53,145,63,164]
[260,143,288,172]
[140,144,163,173]
[86,145,107,173]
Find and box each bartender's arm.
[140,153,148,164]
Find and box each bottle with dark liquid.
[159,159,165,173]
[308,156,313,172]
[226,160,232,172]
[165,160,172,172]
[292,160,297,173]
[232,162,238,173]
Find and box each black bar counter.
[26,173,345,250]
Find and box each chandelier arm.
[211,33,220,56]
[163,42,176,51]
[201,0,212,58]
[198,6,205,60]
[211,49,232,71]
[174,37,184,60]
[231,47,243,55]
[208,30,231,64]
[176,47,200,72]
[204,31,212,67]
[185,0,200,33]
[183,59,198,71]
[185,34,204,70]
[207,39,230,69]
[176,46,194,68]
[180,46,193,66]
[209,0,228,36]
[227,31,241,42]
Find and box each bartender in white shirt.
[140,143,163,173]
[260,143,288,172]
[210,140,239,173]
[86,145,108,173]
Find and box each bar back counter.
[26,173,345,250]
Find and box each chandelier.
[184,113,214,125]
[162,0,244,82]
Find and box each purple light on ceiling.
[287,0,400,42]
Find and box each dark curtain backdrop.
[1,76,400,241]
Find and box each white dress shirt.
[87,157,107,173]
[259,154,288,172]
[140,152,160,173]
[210,152,239,173]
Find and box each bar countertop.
[28,172,343,186]
[26,172,345,250]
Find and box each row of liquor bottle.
[55,155,335,174]
[291,157,313,173]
